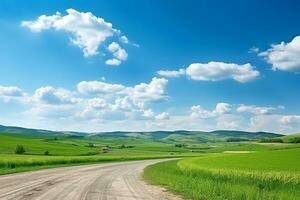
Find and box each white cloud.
[280,115,300,125]
[0,85,23,97]
[191,102,231,118]
[131,77,168,102]
[215,102,231,115]
[106,42,128,65]
[217,115,241,129]
[105,59,121,66]
[237,104,277,115]
[77,77,168,103]
[77,81,126,95]
[142,109,155,118]
[155,112,170,120]
[21,8,128,65]
[34,86,76,105]
[157,69,186,78]
[249,47,260,53]
[259,36,300,72]
[120,36,129,44]
[186,62,260,83]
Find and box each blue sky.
[0,0,300,133]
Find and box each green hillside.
[279,133,300,143]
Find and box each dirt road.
[0,159,181,200]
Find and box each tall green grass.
[144,148,300,200]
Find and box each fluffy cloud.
[0,85,23,97]
[250,114,300,133]
[77,81,126,95]
[157,69,186,78]
[280,115,300,125]
[21,8,128,65]
[259,36,300,72]
[237,105,277,115]
[155,112,170,120]
[77,77,168,103]
[106,42,128,66]
[186,62,260,83]
[34,87,77,105]
[105,59,121,66]
[158,61,260,83]
[14,77,169,124]
[190,102,231,118]
[131,77,168,102]
[217,115,241,129]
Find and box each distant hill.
[0,125,85,136]
[279,133,300,143]
[0,124,283,143]
[94,130,283,143]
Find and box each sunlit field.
[144,147,300,200]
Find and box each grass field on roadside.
[0,133,204,175]
[144,147,300,200]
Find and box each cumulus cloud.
[186,62,260,83]
[157,69,186,78]
[105,59,121,66]
[77,81,126,95]
[77,77,168,103]
[142,109,155,119]
[106,42,128,65]
[237,104,277,115]
[158,61,259,83]
[131,77,168,102]
[280,115,300,125]
[155,112,170,120]
[21,8,128,65]
[34,87,77,105]
[0,85,23,97]
[259,36,300,72]
[120,36,129,44]
[217,115,241,129]
[0,85,27,103]
[250,114,300,133]
[191,102,231,118]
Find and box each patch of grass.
[144,148,300,200]
[0,154,190,175]
[0,134,98,156]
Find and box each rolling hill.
[0,124,283,143]
[279,133,300,143]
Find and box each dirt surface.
[0,159,182,200]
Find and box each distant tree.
[86,143,95,148]
[290,137,300,143]
[44,150,50,155]
[15,145,26,154]
[227,138,249,142]
[260,138,283,143]
[175,144,184,148]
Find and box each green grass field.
[144,147,300,200]
[1,130,300,199]
[0,133,203,175]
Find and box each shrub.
[44,150,50,156]
[175,144,185,148]
[290,137,300,143]
[260,138,283,143]
[226,138,249,142]
[15,145,26,154]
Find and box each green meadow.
[144,147,300,200]
[0,133,200,175]
[1,127,300,199]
